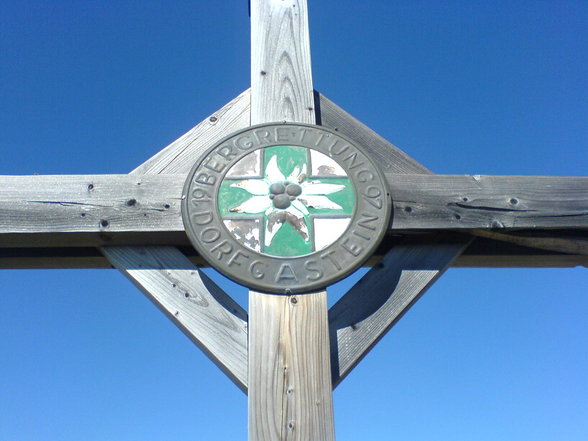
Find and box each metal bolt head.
[273,194,291,209]
[270,182,286,195]
[286,183,302,196]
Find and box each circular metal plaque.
[182,123,391,294]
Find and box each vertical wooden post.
[249,292,335,440]
[249,1,335,440]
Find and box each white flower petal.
[291,199,309,216]
[299,195,342,210]
[230,196,272,214]
[301,182,345,195]
[264,214,285,247]
[230,180,269,195]
[265,155,285,182]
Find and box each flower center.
[269,181,302,209]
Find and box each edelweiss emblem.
[219,146,353,256]
[182,123,390,293]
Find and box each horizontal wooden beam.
[1,174,586,247]
[0,174,181,244]
[388,174,588,230]
[1,235,586,269]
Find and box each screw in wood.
[491,219,504,229]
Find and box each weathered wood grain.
[131,90,251,175]
[249,1,335,439]
[0,174,183,240]
[388,174,588,231]
[251,0,314,125]
[3,174,586,248]
[249,291,335,441]
[329,239,471,387]
[102,246,249,392]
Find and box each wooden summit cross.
[1,2,587,440]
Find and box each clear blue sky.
[1,1,587,440]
